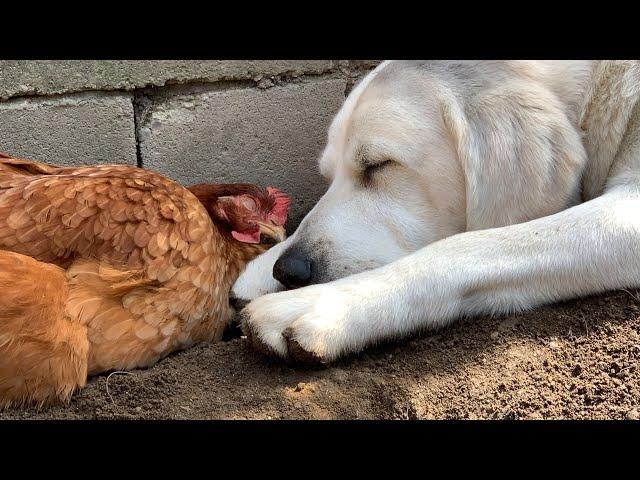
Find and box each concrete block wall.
[0,60,380,228]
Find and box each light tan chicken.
[0,153,289,408]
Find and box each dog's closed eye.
[363,159,394,185]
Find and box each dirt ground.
[2,290,640,420]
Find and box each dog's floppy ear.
[441,83,587,231]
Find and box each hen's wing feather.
[0,160,197,274]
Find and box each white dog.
[232,60,640,363]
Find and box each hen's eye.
[260,233,277,245]
[363,159,393,184]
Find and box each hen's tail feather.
[0,250,89,408]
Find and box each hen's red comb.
[266,187,290,225]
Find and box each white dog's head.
[232,61,467,300]
[232,60,588,301]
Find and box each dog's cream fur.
[233,60,640,362]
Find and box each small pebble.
[294,382,306,392]
[490,331,499,340]
[180,405,191,411]
[626,409,639,420]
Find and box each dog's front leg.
[241,184,640,363]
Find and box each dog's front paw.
[240,284,358,364]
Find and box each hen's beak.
[256,221,286,244]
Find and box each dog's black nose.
[273,250,312,289]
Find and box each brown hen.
[0,153,289,408]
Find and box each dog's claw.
[282,328,325,364]
[240,311,281,358]
[240,312,325,364]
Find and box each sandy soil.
[2,290,639,420]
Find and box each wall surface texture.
[0,60,379,228]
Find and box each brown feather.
[0,154,289,408]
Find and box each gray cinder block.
[139,78,347,228]
[0,61,335,100]
[0,92,137,166]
